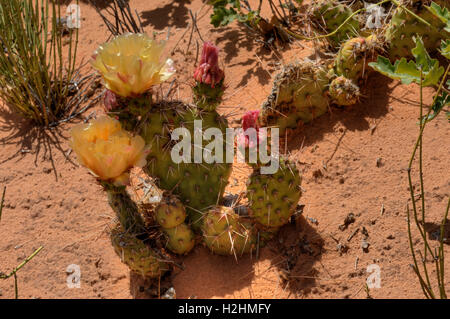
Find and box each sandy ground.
[0,0,449,299]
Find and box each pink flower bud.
[193,41,224,88]
[104,89,119,112]
[237,110,264,149]
[242,110,260,132]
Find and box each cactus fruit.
[110,224,169,278]
[309,0,361,48]
[141,101,232,230]
[329,76,360,106]
[163,223,196,255]
[91,33,175,98]
[385,1,450,61]
[193,41,225,111]
[155,193,187,229]
[130,178,196,255]
[260,60,330,134]
[247,158,302,229]
[202,206,256,256]
[333,35,381,84]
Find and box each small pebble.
[362,240,370,253]
[161,287,176,299]
[376,157,383,167]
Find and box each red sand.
[0,0,449,299]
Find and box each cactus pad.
[385,1,450,61]
[310,0,361,48]
[333,35,381,83]
[202,206,256,256]
[140,101,232,231]
[329,76,361,106]
[261,60,330,134]
[247,158,302,229]
[110,224,169,278]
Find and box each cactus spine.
[202,206,256,256]
[309,0,361,48]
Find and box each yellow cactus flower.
[91,33,175,98]
[70,116,149,185]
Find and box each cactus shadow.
[168,246,257,298]
[211,28,286,87]
[266,215,325,297]
[285,72,394,152]
[129,271,174,299]
[140,0,190,30]
[153,215,324,299]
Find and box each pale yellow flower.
[70,116,149,185]
[91,33,175,98]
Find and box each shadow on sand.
[0,105,79,181]
[126,215,323,299]
[140,0,190,30]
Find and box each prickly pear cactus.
[110,224,169,278]
[329,76,360,106]
[260,60,330,135]
[163,223,196,255]
[202,206,256,256]
[141,101,232,231]
[333,35,381,83]
[247,158,302,229]
[385,0,450,61]
[309,0,361,48]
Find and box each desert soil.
[0,0,449,299]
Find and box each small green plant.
[210,0,261,28]
[369,37,445,87]
[0,0,83,127]
[370,37,449,299]
[208,0,299,45]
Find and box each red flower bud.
[193,41,224,88]
[237,110,265,149]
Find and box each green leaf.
[210,6,238,27]
[368,38,444,86]
[441,39,450,59]
[420,91,450,123]
[427,1,450,32]
[411,36,434,70]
